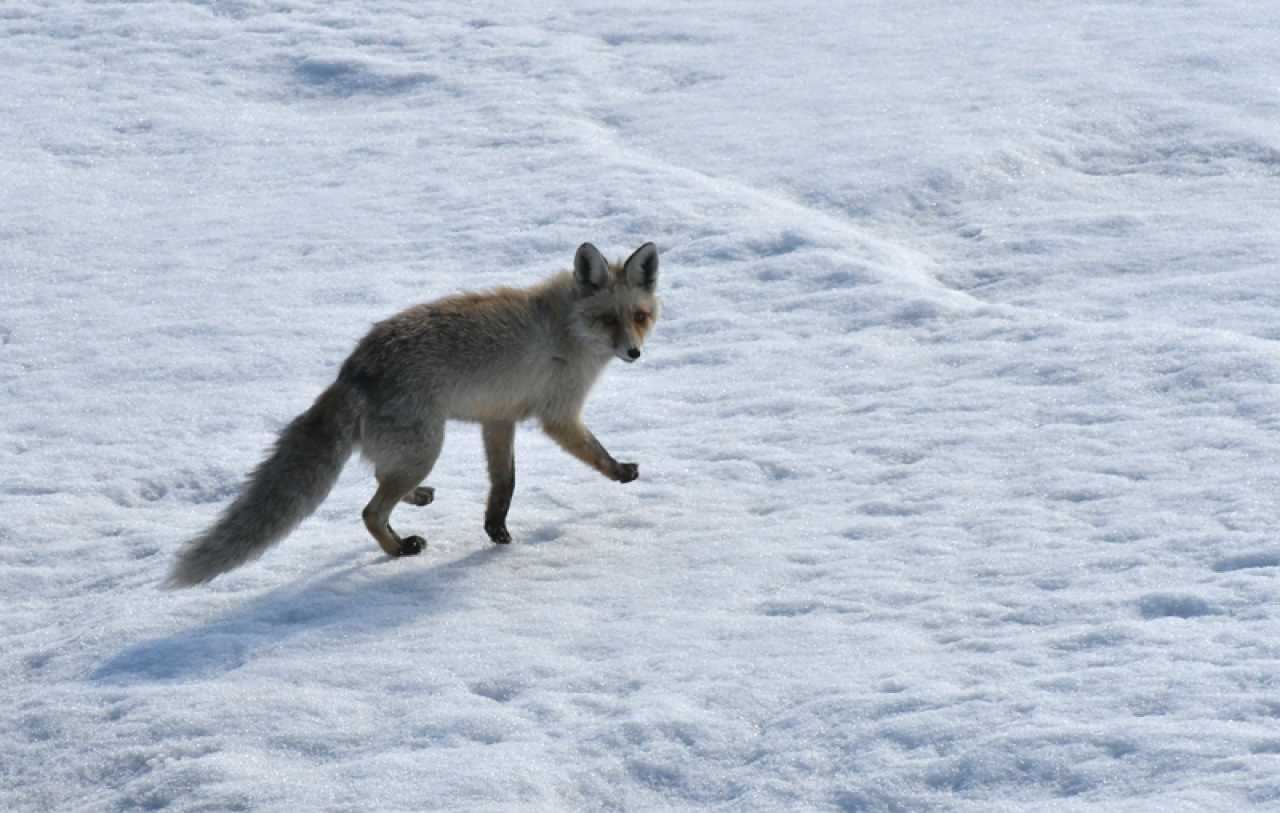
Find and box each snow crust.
[3,1,1280,809]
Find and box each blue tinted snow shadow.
[293,58,436,98]
[1136,593,1215,620]
[91,548,500,684]
[1212,552,1280,572]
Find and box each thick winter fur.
[166,243,660,587]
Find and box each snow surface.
[4,0,1280,810]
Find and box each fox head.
[572,242,660,363]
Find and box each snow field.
[3,1,1280,810]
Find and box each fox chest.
[444,357,593,423]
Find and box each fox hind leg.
[365,470,429,556]
[364,425,444,557]
[401,486,435,506]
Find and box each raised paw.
[401,486,435,506]
[485,521,512,545]
[398,535,427,556]
[615,462,639,483]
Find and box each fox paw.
[616,462,639,483]
[398,536,426,556]
[402,487,435,506]
[485,522,512,545]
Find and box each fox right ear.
[622,242,659,292]
[574,243,610,290]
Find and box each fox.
[165,242,659,587]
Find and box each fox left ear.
[623,242,659,292]
[574,242,611,290]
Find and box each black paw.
[616,462,639,483]
[398,535,427,556]
[485,522,512,545]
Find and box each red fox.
[166,243,659,587]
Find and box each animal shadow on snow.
[92,547,501,684]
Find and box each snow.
[3,0,1280,809]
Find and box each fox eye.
[633,312,648,325]
[601,314,618,327]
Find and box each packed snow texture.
[4,1,1280,810]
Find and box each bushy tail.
[165,382,363,588]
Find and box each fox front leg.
[541,419,638,483]
[482,420,516,544]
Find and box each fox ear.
[574,243,610,290]
[623,242,659,292]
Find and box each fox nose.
[627,348,641,360]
